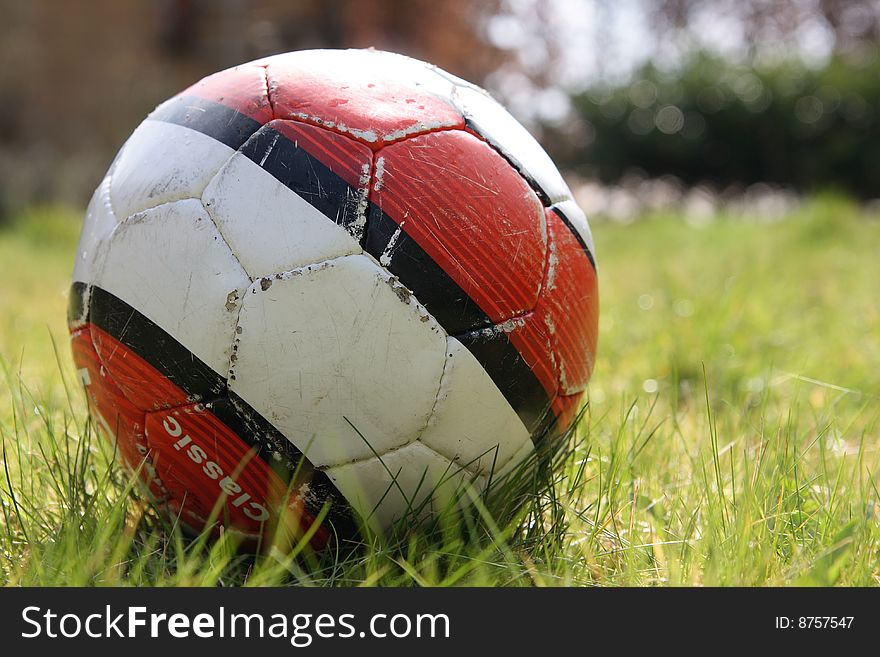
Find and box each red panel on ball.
[551,392,585,432]
[70,327,166,500]
[144,405,329,545]
[263,54,464,147]
[89,323,190,412]
[535,209,599,395]
[373,129,548,323]
[270,119,373,189]
[181,64,273,124]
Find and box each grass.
[1,194,878,586]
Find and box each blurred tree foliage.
[649,0,880,55]
[548,51,880,197]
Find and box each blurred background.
[2,0,879,220]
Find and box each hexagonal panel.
[110,119,237,219]
[492,438,536,483]
[536,206,599,395]
[72,173,117,287]
[324,441,486,531]
[259,49,464,145]
[93,198,250,377]
[417,337,532,476]
[451,84,573,206]
[230,254,447,468]
[203,121,369,279]
[366,129,548,334]
[455,313,558,435]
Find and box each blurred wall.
[0,0,503,214]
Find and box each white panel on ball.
[72,174,117,286]
[94,199,250,376]
[110,120,236,219]
[417,337,532,477]
[229,254,447,468]
[451,85,573,205]
[324,440,486,531]
[202,152,362,279]
[493,437,535,481]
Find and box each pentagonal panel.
[451,84,573,206]
[110,119,237,218]
[418,337,532,476]
[325,441,485,531]
[203,120,370,278]
[230,254,446,468]
[259,49,463,145]
[93,198,249,377]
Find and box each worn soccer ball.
[68,49,598,547]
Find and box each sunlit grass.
[1,194,878,586]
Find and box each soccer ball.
[68,49,598,547]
